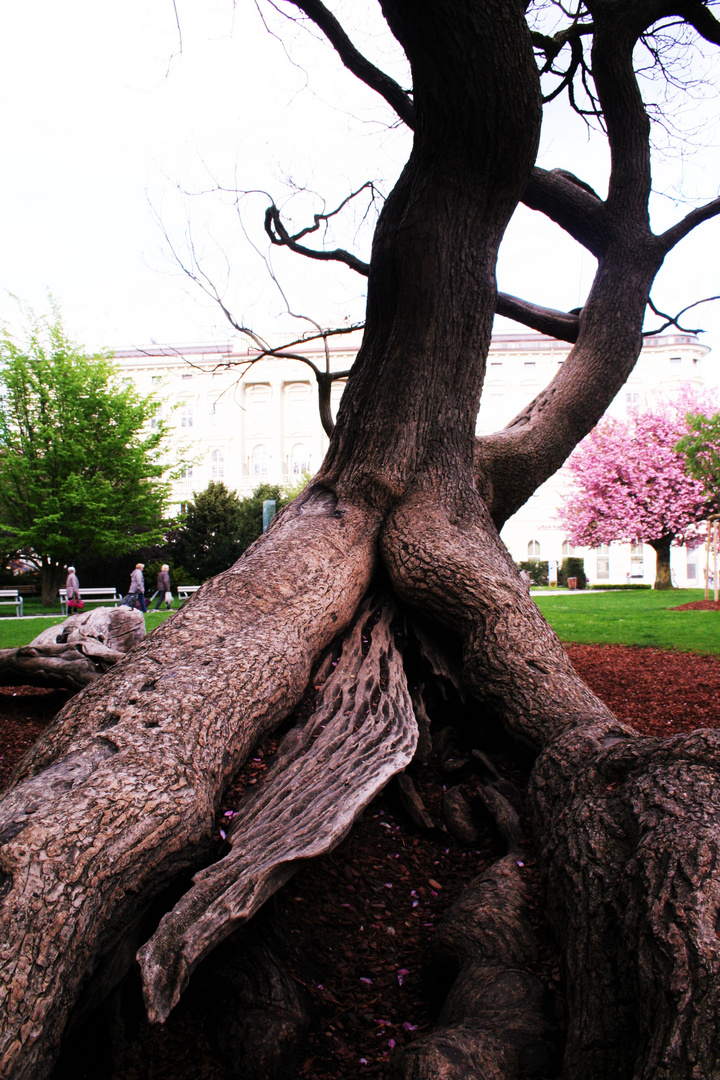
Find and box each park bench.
[0,589,23,617]
[178,585,201,601]
[59,587,121,616]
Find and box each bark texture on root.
[0,490,379,1080]
[530,725,720,1080]
[0,607,145,691]
[389,856,557,1080]
[138,594,418,1023]
[380,484,614,747]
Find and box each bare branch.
[522,167,607,255]
[657,196,720,253]
[279,0,415,128]
[265,203,370,276]
[645,294,720,335]
[496,292,580,342]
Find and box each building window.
[596,544,610,580]
[150,405,163,430]
[524,361,536,369]
[179,464,193,480]
[210,450,224,479]
[562,540,574,558]
[180,404,194,428]
[152,375,162,385]
[626,392,640,415]
[252,444,268,477]
[247,385,271,432]
[285,383,312,433]
[527,539,541,561]
[630,543,644,578]
[670,356,682,365]
[182,373,193,380]
[290,443,310,475]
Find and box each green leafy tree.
[676,411,720,499]
[0,308,170,603]
[173,481,296,581]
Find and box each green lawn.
[0,608,176,648]
[534,588,720,654]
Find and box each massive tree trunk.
[2,1,720,1077]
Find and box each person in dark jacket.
[152,564,172,610]
[129,563,147,613]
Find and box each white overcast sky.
[0,0,719,371]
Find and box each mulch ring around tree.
[670,599,720,611]
[1,644,720,1080]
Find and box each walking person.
[129,563,147,613]
[152,564,173,611]
[65,566,83,612]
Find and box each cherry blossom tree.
[561,393,719,588]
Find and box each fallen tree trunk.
[0,607,145,691]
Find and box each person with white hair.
[65,565,82,612]
[152,564,173,611]
[128,563,147,613]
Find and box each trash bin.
[567,577,577,590]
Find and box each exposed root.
[389,856,558,1080]
[138,593,418,1023]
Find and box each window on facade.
[247,385,271,432]
[630,543,644,578]
[561,540,574,557]
[179,464,193,480]
[527,540,541,561]
[626,392,640,415]
[180,404,194,429]
[670,356,682,365]
[252,444,268,477]
[152,375,162,385]
[524,361,536,369]
[182,373,193,380]
[290,443,310,475]
[596,544,610,580]
[150,405,163,430]
[210,449,224,479]
[285,384,312,433]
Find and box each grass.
[534,588,720,655]
[0,606,177,648]
[0,589,716,655]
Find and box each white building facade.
[115,329,713,586]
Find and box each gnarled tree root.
[0,607,145,691]
[389,855,558,1080]
[138,593,418,1022]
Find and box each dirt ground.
[1,643,719,1079]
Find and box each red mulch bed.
[671,600,720,611]
[2,644,720,1079]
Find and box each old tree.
[4,1,720,1077]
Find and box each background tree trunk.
[649,536,673,589]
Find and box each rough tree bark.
[650,536,674,590]
[2,1,720,1078]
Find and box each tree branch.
[645,294,720,335]
[282,0,415,128]
[658,197,720,254]
[522,167,607,256]
[496,292,580,342]
[265,203,370,276]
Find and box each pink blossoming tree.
[561,392,719,589]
